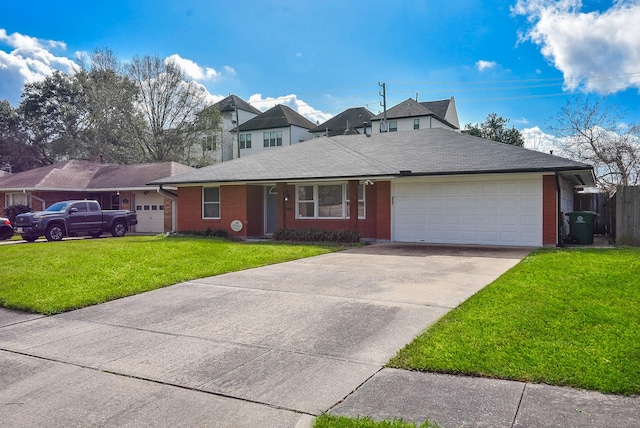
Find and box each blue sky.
[1,0,639,148]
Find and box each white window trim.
[202,186,221,219]
[295,183,365,220]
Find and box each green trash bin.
[565,211,597,245]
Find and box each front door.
[265,186,279,235]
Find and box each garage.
[392,175,543,246]
[133,192,166,233]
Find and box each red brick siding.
[245,185,264,236]
[542,175,557,245]
[163,198,173,232]
[376,181,391,240]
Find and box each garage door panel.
[393,178,542,246]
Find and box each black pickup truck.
[14,200,138,242]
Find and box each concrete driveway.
[0,244,530,427]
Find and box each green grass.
[0,235,336,314]
[313,415,438,428]
[388,247,640,395]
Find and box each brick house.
[151,128,595,247]
[0,160,194,233]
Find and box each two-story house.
[370,97,460,133]
[236,104,316,157]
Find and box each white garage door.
[134,193,165,233]
[393,176,542,246]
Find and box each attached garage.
[133,192,166,233]
[392,174,543,246]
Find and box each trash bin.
[565,211,597,245]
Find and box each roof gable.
[420,99,450,119]
[238,104,316,131]
[310,107,375,136]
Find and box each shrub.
[272,228,360,243]
[172,228,230,239]
[4,205,32,224]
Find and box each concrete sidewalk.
[1,244,638,427]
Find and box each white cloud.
[0,30,78,104]
[513,0,640,94]
[165,54,223,81]
[248,93,332,124]
[521,126,564,154]
[476,60,498,72]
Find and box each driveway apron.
[0,244,529,427]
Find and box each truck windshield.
[45,202,71,212]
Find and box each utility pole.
[378,81,387,132]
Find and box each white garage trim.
[392,174,543,246]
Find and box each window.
[346,184,366,219]
[295,183,365,219]
[203,187,220,218]
[318,185,343,218]
[5,192,29,207]
[263,130,283,147]
[240,133,251,149]
[389,120,398,132]
[297,185,314,218]
[203,135,216,151]
[414,118,420,130]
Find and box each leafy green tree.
[465,113,525,147]
[0,100,40,173]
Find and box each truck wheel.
[22,235,38,242]
[45,224,64,241]
[111,221,127,237]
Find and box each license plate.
[15,227,23,233]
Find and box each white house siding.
[392,174,543,247]
[558,174,575,237]
[371,116,453,133]
[239,126,312,157]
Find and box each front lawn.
[388,248,640,395]
[0,235,336,314]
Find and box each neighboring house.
[0,160,194,233]
[151,128,595,247]
[371,97,460,133]
[310,107,376,137]
[214,94,262,162]
[236,104,316,157]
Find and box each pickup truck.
[14,200,138,242]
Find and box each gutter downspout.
[555,172,564,247]
[158,185,178,232]
[24,190,46,210]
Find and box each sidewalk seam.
[511,382,527,427]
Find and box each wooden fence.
[615,186,640,246]
[574,192,613,235]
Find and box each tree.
[126,55,213,163]
[17,71,90,165]
[550,97,640,192]
[77,48,144,163]
[0,100,39,173]
[465,113,525,147]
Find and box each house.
[235,104,316,157]
[213,94,262,162]
[371,97,460,133]
[151,128,595,247]
[0,160,194,233]
[310,107,376,137]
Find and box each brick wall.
[542,175,557,245]
[375,181,391,240]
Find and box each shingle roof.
[151,128,594,186]
[214,94,261,115]
[371,98,458,129]
[0,160,194,191]
[310,107,376,136]
[238,104,316,131]
[420,99,450,119]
